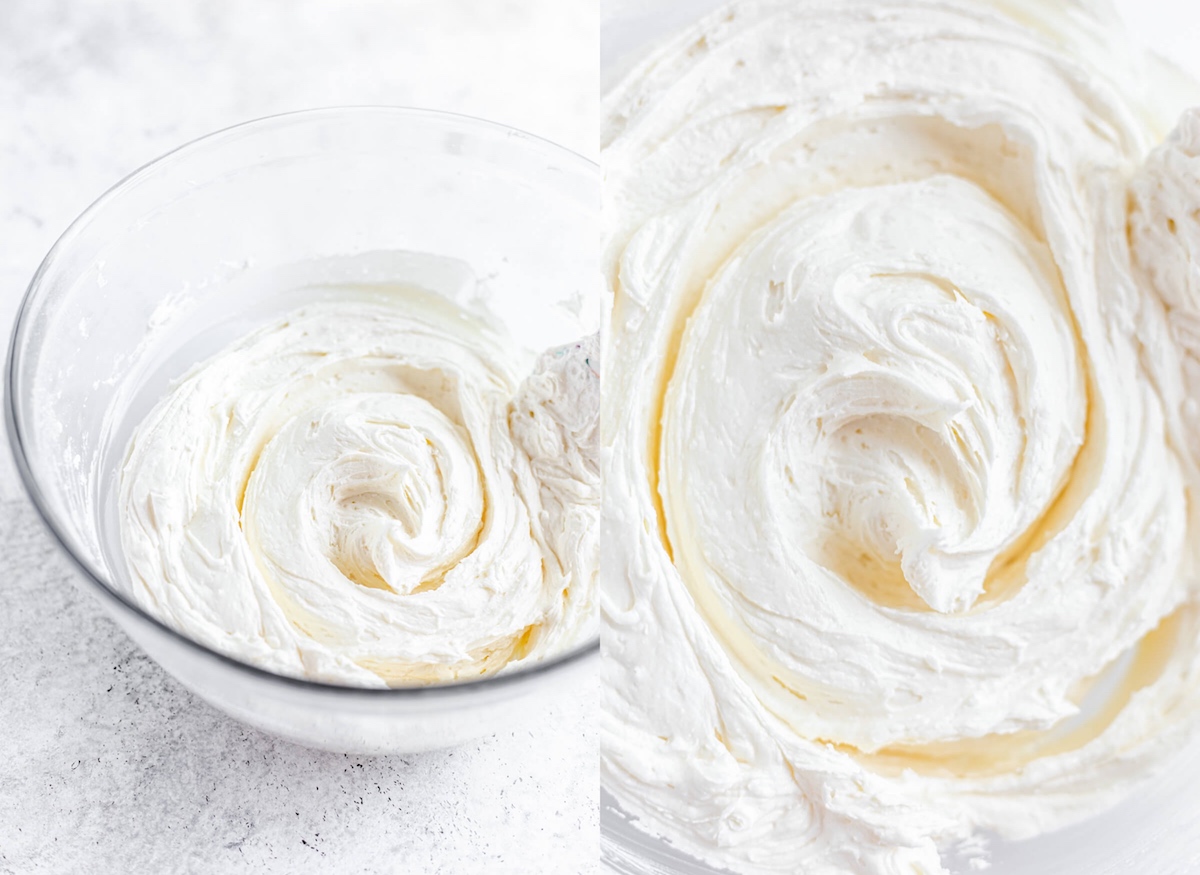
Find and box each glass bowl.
[6,106,600,755]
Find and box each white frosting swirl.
[602,0,1200,871]
[119,291,598,686]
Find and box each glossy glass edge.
[5,105,601,698]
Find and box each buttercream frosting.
[602,0,1200,871]
[119,287,599,686]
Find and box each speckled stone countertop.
[0,2,598,873]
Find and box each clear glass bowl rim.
[4,105,601,700]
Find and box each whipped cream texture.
[119,290,598,686]
[602,0,1200,871]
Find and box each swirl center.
[244,393,484,600]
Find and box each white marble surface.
[0,2,598,873]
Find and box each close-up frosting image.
[120,286,600,686]
[600,0,1200,871]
